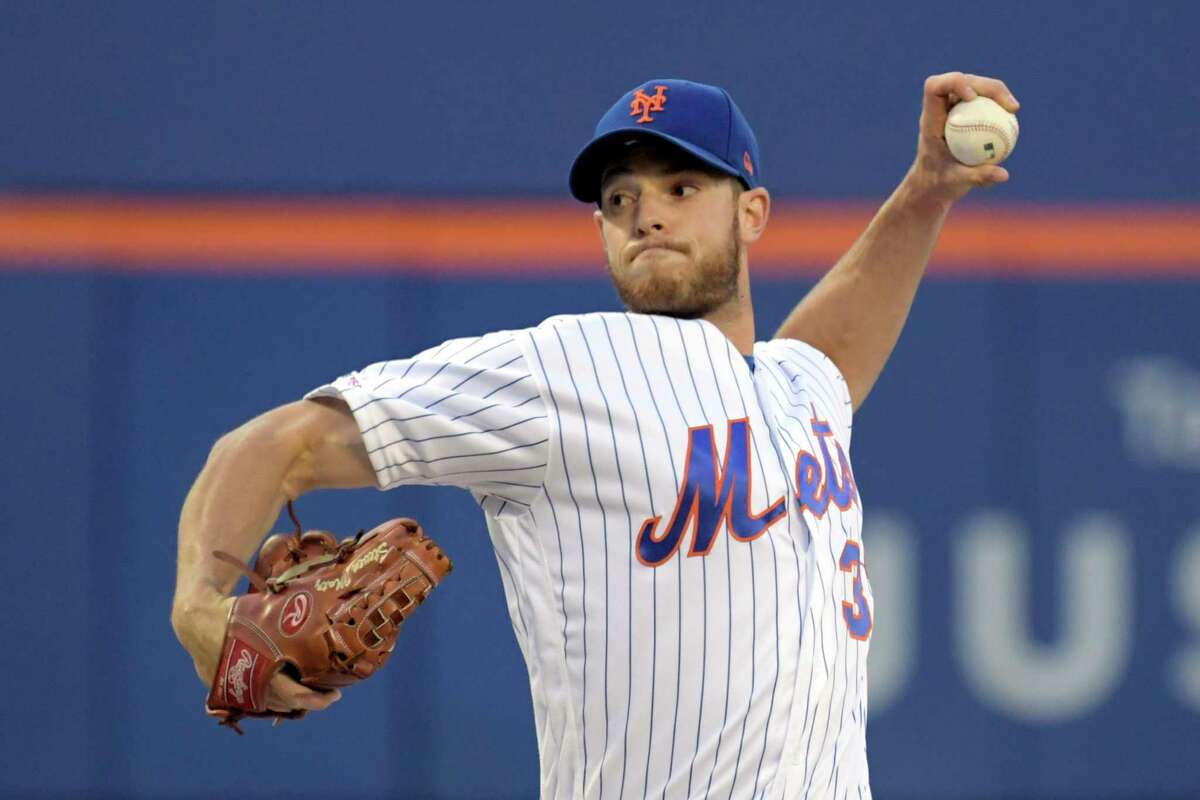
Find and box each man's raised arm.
[774,72,1019,411]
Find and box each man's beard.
[609,214,741,319]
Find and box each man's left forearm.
[774,72,1018,411]
[774,171,952,410]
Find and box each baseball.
[944,96,1019,166]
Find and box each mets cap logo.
[630,85,669,123]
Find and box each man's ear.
[594,208,616,273]
[738,187,771,244]
[593,208,607,247]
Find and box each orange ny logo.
[630,85,668,123]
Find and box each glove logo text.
[279,591,313,636]
[226,644,257,708]
[315,541,392,592]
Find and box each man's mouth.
[631,243,685,262]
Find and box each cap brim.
[568,128,741,203]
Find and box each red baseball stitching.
[946,121,1014,157]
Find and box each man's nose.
[634,193,668,237]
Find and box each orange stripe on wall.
[0,195,1197,277]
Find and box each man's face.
[594,143,743,319]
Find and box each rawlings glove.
[205,501,452,733]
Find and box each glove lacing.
[211,500,361,593]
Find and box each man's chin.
[623,289,719,320]
[617,276,688,314]
[611,253,740,319]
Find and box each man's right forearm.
[172,398,376,686]
[172,418,304,614]
[173,397,376,626]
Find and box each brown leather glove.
[205,502,452,733]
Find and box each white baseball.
[944,96,1019,166]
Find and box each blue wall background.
[3,0,1197,200]
[1,2,1198,799]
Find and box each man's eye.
[609,192,632,207]
[673,184,698,197]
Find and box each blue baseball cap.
[568,78,761,203]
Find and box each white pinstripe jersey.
[307,311,873,799]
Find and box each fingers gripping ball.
[944,96,1019,166]
[205,501,453,733]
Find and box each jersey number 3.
[839,540,873,641]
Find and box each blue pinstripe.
[599,317,644,799]
[759,458,809,796]
[446,392,539,423]
[572,320,614,797]
[808,516,843,798]
[696,322,764,800]
[493,526,532,646]
[397,462,544,480]
[623,315,681,800]
[774,344,852,435]
[457,336,518,365]
[670,320,736,800]
[713,332,786,800]
[829,514,858,800]
[373,336,480,394]
[366,414,547,452]
[355,383,533,420]
[442,353,522,394]
[550,327,593,791]
[604,317,657,800]
[482,373,530,398]
[778,359,838,415]
[751,355,814,799]
[378,437,547,471]
[526,337,579,797]
[756,356,832,792]
[358,408,435,429]
[648,316,698,799]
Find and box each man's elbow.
[208,402,316,498]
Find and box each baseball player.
[173,72,1017,798]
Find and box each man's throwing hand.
[908,71,1020,207]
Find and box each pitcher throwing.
[172,72,1018,798]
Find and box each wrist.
[171,584,226,622]
[894,167,957,219]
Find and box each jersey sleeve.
[762,337,854,446]
[304,331,549,508]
